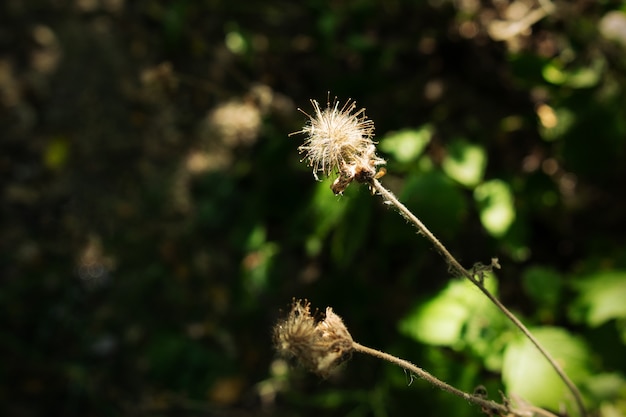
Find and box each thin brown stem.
[369,178,586,417]
[353,342,511,415]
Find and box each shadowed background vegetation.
[2,0,626,416]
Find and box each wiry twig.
[352,342,511,416]
[368,178,586,417]
[354,342,559,417]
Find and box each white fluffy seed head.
[290,97,385,193]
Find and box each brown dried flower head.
[273,299,354,377]
[290,96,386,194]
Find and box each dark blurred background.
[2,0,626,416]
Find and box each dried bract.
[274,299,354,377]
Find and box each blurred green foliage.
[2,0,626,416]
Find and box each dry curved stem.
[354,342,515,416]
[368,178,587,417]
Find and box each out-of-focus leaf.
[399,276,499,348]
[379,126,432,164]
[474,179,515,238]
[537,105,576,142]
[305,179,350,256]
[509,53,549,86]
[441,139,486,188]
[347,33,375,51]
[44,137,70,170]
[542,59,604,88]
[400,171,467,239]
[147,332,223,394]
[570,271,626,327]
[163,1,188,47]
[330,188,372,266]
[225,30,247,54]
[584,373,626,403]
[318,12,338,37]
[499,213,531,262]
[242,225,279,302]
[600,402,626,417]
[560,99,626,181]
[502,327,591,414]
[522,266,562,309]
[399,289,467,346]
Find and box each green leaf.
[400,171,467,240]
[44,137,70,170]
[570,271,626,327]
[474,179,516,238]
[538,106,576,142]
[542,62,568,84]
[399,290,468,346]
[584,373,626,402]
[379,126,432,164]
[225,30,247,54]
[305,179,349,256]
[242,225,279,301]
[399,277,499,348]
[522,266,562,309]
[542,59,604,88]
[502,327,591,414]
[331,188,373,266]
[441,139,487,187]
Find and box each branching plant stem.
[369,178,586,417]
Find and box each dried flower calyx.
[273,299,354,377]
[290,96,386,194]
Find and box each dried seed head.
[273,299,354,377]
[290,96,386,194]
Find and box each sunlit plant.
[277,95,588,417]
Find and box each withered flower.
[273,299,354,377]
